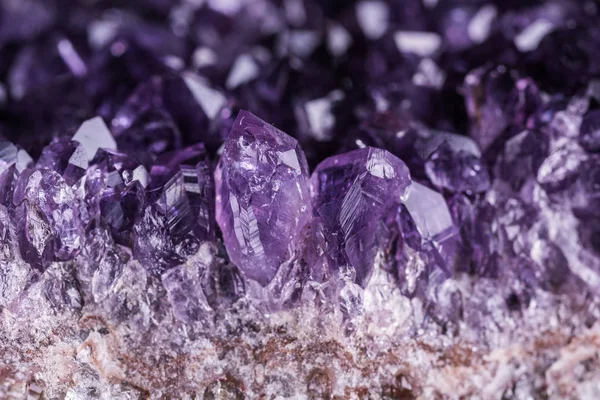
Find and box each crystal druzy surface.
[1,0,600,398]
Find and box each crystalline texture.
[425,141,490,194]
[215,111,312,286]
[464,66,541,152]
[310,147,411,287]
[0,137,33,174]
[37,137,88,185]
[112,72,229,153]
[396,182,459,287]
[571,156,600,219]
[134,144,215,273]
[72,117,118,161]
[12,169,83,269]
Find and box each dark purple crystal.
[133,143,216,273]
[310,147,411,287]
[112,71,230,153]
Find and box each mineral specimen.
[2,0,600,398]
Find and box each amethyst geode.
[2,0,600,398]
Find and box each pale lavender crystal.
[215,110,312,286]
[571,156,600,219]
[310,147,411,287]
[530,239,574,292]
[72,117,118,161]
[382,182,458,298]
[0,137,33,174]
[537,142,587,194]
[162,263,211,323]
[13,169,83,269]
[496,130,547,191]
[400,182,459,276]
[201,257,246,310]
[425,141,490,194]
[91,248,126,303]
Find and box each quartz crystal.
[134,143,215,273]
[3,1,600,398]
[215,111,311,286]
[311,147,410,287]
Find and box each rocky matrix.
[2,0,600,399]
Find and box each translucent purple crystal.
[464,66,541,152]
[36,137,88,186]
[0,137,33,174]
[310,147,410,287]
[112,72,229,153]
[13,168,83,269]
[571,156,600,219]
[4,1,600,396]
[496,130,547,191]
[215,111,312,286]
[425,141,490,194]
[134,143,215,273]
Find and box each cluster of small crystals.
[2,0,600,396]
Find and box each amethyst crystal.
[133,143,215,273]
[215,111,311,286]
[310,147,410,287]
[112,71,229,153]
[386,181,459,298]
[36,137,88,185]
[13,168,83,269]
[0,137,33,175]
[464,65,541,152]
[4,1,600,398]
[425,141,490,194]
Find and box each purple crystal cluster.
[2,0,600,396]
